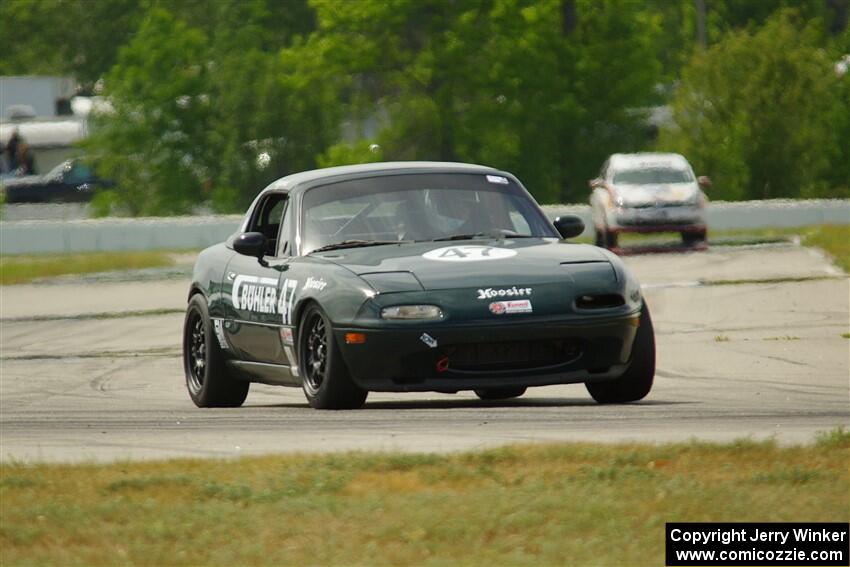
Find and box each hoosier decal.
[304,276,328,291]
[477,286,532,300]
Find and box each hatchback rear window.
[613,168,693,184]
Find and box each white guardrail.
[0,199,848,255]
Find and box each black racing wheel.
[299,303,368,409]
[183,294,249,407]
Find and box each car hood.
[314,238,614,292]
[612,182,698,206]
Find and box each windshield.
[613,168,693,185]
[301,173,557,254]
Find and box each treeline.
[1,0,848,214]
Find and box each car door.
[223,192,293,364]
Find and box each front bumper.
[334,314,639,392]
[608,205,705,232]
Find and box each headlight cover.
[380,305,444,320]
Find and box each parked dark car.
[183,161,655,410]
[2,159,112,203]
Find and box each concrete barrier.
[1,199,847,255]
[543,199,849,237]
[0,215,243,255]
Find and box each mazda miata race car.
[183,162,655,409]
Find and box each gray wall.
[1,215,243,255]
[541,198,850,236]
[1,200,848,255]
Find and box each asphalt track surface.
[1,243,848,462]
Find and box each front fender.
[190,243,233,318]
[597,248,643,311]
[287,259,377,330]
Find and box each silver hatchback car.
[589,153,710,249]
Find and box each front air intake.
[446,339,581,372]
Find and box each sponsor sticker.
[213,319,229,349]
[279,327,294,346]
[489,299,532,314]
[420,333,438,348]
[486,175,509,185]
[477,286,532,300]
[231,275,299,323]
[232,275,279,313]
[423,245,516,262]
[284,346,300,377]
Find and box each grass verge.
[1,437,847,566]
[714,225,850,271]
[801,224,849,272]
[0,251,175,285]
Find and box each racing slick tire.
[682,230,707,247]
[299,303,368,410]
[183,294,249,408]
[585,303,655,404]
[474,387,527,400]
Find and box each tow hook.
[436,356,450,373]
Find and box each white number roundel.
[422,245,517,262]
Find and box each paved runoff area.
[1,243,848,462]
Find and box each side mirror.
[697,175,712,190]
[233,232,267,259]
[553,215,585,239]
[588,178,603,189]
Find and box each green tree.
[0,0,67,76]
[0,0,144,88]
[659,10,847,200]
[83,1,336,214]
[313,0,660,204]
[824,27,850,196]
[199,0,332,210]
[84,8,213,215]
[704,0,829,42]
[645,0,843,91]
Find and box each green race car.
[183,162,654,409]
